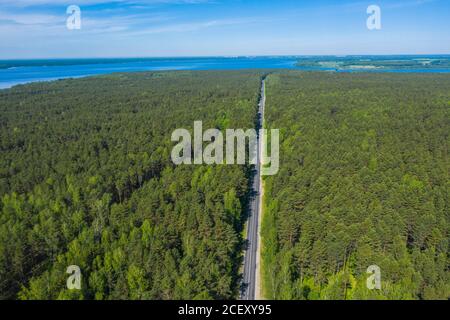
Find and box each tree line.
[262,71,449,300]
[0,70,263,299]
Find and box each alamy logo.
[171,121,279,176]
[66,5,81,30]
[66,265,81,290]
[366,265,381,290]
[367,5,382,30]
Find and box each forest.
[261,71,449,300]
[0,70,263,299]
[0,70,448,300]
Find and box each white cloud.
[126,17,265,35]
[0,11,64,25]
[0,0,213,8]
[385,0,439,9]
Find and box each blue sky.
[0,0,449,58]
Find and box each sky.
[0,0,449,59]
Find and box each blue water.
[1,56,450,89]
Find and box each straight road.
[241,79,265,300]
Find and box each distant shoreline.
[1,55,450,90]
[1,54,450,69]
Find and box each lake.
[1,56,450,89]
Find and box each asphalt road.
[241,79,265,300]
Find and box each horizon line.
[2,53,450,61]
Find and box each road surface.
[241,78,265,300]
